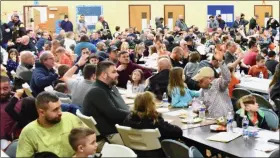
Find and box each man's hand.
[15,89,24,99]
[117,64,127,71]
[77,54,89,66]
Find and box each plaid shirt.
[199,62,233,118]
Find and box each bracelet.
[75,64,80,68]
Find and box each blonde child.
[168,67,200,107]
[235,95,269,130]
[131,69,145,93]
[69,127,98,158]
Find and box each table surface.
[182,125,279,157]
[236,77,271,94]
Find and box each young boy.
[69,127,98,158]
[235,95,269,130]
[248,55,269,78]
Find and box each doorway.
[254,5,273,28]
[164,5,185,30]
[23,5,48,31]
[129,5,151,31]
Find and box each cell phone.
[268,139,280,144]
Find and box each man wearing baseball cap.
[192,50,233,118]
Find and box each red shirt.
[248,65,269,79]
[0,99,22,139]
[228,75,240,98]
[243,51,258,66]
[59,53,73,66]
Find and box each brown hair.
[236,95,256,109]
[58,64,70,77]
[168,67,185,96]
[269,64,280,88]
[256,54,265,62]
[8,48,19,63]
[131,69,144,84]
[189,52,200,63]
[149,45,157,55]
[68,127,95,151]
[133,91,160,124]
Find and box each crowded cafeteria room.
[0,0,279,157]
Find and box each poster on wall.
[207,5,234,27]
[76,5,103,32]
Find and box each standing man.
[60,15,73,32]
[175,15,188,31]
[249,15,259,30]
[217,14,226,30]
[208,15,219,30]
[11,14,26,42]
[77,14,87,33]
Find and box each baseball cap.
[192,67,214,81]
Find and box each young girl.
[184,52,200,78]
[130,69,145,93]
[123,91,182,140]
[168,67,200,107]
[235,95,269,130]
[6,49,19,76]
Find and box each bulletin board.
[207,5,234,27]
[76,5,103,31]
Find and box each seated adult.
[123,91,182,157]
[194,56,220,78]
[82,61,130,144]
[17,35,37,54]
[0,76,22,140]
[35,31,49,53]
[74,35,97,57]
[192,51,233,118]
[270,64,280,106]
[205,32,221,54]
[265,51,279,75]
[16,92,85,157]
[224,41,249,71]
[146,57,171,100]
[243,40,259,66]
[62,54,96,107]
[5,89,38,130]
[169,46,188,68]
[55,47,73,67]
[30,51,58,96]
[16,51,34,84]
[106,45,118,64]
[117,51,152,88]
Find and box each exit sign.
[34,0,39,5]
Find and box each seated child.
[68,127,98,158]
[235,95,269,130]
[168,67,200,107]
[52,64,70,87]
[130,69,145,93]
[248,55,269,78]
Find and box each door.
[254,5,272,27]
[164,5,185,30]
[33,8,41,30]
[46,6,69,34]
[129,5,151,31]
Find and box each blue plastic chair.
[5,139,18,158]
[161,139,190,158]
[260,108,279,130]
[189,146,204,158]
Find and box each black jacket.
[11,20,26,42]
[17,41,37,54]
[249,18,258,30]
[82,80,130,136]
[265,59,279,75]
[235,109,269,130]
[266,19,280,30]
[170,57,188,68]
[123,113,183,140]
[146,69,170,100]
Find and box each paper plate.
[179,113,198,118]
[181,117,202,124]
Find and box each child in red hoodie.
[248,54,269,79]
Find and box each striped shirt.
[199,62,233,118]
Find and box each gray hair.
[39,51,52,63]
[20,51,33,61]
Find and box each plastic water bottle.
[226,112,233,133]
[188,105,194,124]
[242,116,249,140]
[259,72,264,79]
[161,92,169,107]
[199,101,206,119]
[241,70,245,78]
[126,80,132,93]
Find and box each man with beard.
[16,91,85,157]
[11,14,26,42]
[82,61,130,144]
[0,76,22,140]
